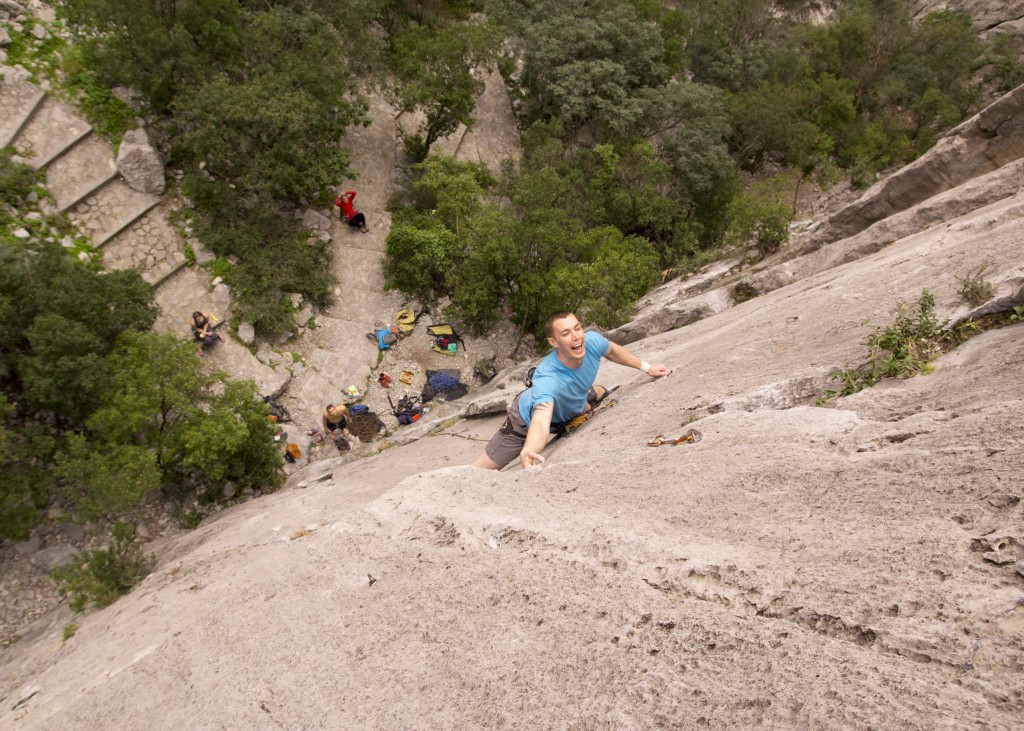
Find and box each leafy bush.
[732,281,759,304]
[384,221,459,301]
[60,47,137,142]
[182,176,333,338]
[956,260,996,307]
[85,332,282,494]
[0,395,56,540]
[51,524,154,612]
[820,290,950,400]
[725,175,794,258]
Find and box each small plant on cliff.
[955,259,996,307]
[51,524,154,612]
[819,289,950,401]
[731,281,759,304]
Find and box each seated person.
[322,403,353,451]
[190,311,224,356]
[335,190,368,232]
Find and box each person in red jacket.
[335,190,368,232]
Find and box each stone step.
[45,133,118,211]
[0,66,45,148]
[100,204,188,285]
[151,258,189,289]
[68,177,160,247]
[13,94,92,169]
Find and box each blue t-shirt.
[518,330,611,426]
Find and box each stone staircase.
[1,65,284,396]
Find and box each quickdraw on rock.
[647,429,702,447]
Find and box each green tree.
[173,6,367,205]
[0,395,55,540]
[448,202,524,331]
[725,173,795,258]
[543,227,658,328]
[390,22,498,161]
[61,0,243,112]
[20,314,109,423]
[384,220,460,301]
[511,0,670,136]
[86,332,281,492]
[0,239,157,419]
[411,154,496,236]
[54,436,161,520]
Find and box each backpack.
[285,443,301,462]
[388,394,422,425]
[426,323,465,354]
[395,308,418,337]
[263,395,291,422]
[350,403,369,415]
[367,326,398,350]
[424,370,467,401]
[475,360,497,384]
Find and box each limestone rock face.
[116,128,165,195]
[911,0,1024,35]
[825,83,1024,242]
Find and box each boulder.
[294,305,314,328]
[212,282,231,309]
[0,1,23,22]
[302,209,332,231]
[116,128,166,195]
[237,321,255,344]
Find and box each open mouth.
[569,342,585,358]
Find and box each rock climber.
[322,403,353,451]
[471,311,670,470]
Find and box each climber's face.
[548,313,586,368]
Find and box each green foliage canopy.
[390,21,499,160]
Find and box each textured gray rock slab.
[753,161,1024,293]
[116,128,165,195]
[3,323,1021,728]
[821,83,1024,243]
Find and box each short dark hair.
[544,311,576,339]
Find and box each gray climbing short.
[483,393,530,468]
